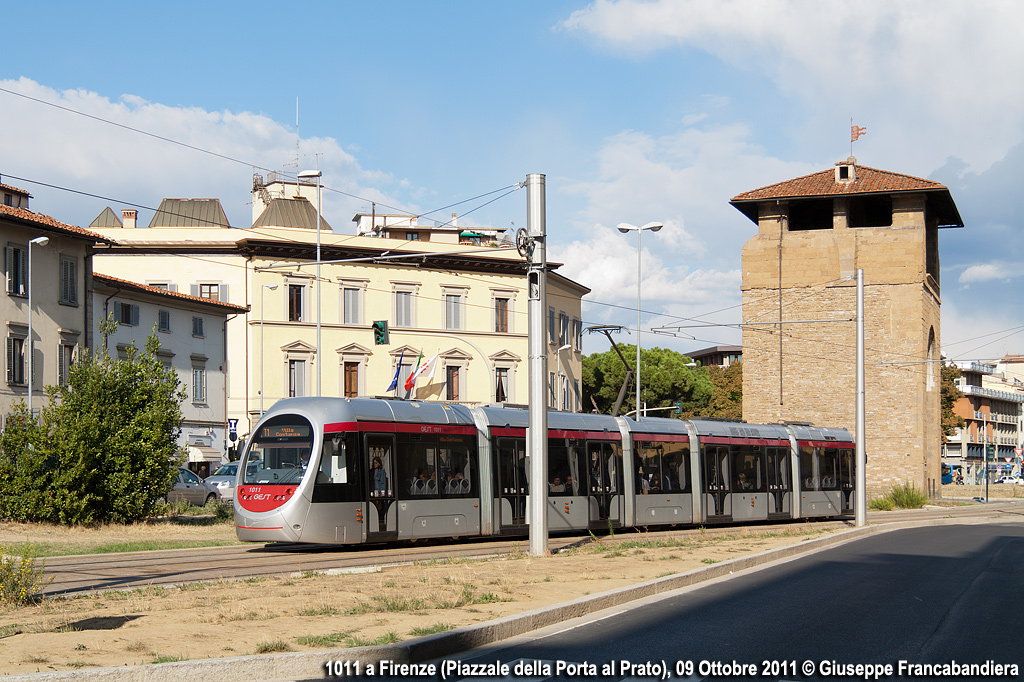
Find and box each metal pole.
[526,173,549,557]
[260,283,278,414]
[636,228,642,420]
[855,269,867,527]
[316,173,322,397]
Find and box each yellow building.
[90,197,588,444]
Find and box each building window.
[192,366,207,404]
[446,365,461,402]
[344,361,359,398]
[288,284,305,322]
[58,342,75,386]
[495,367,509,403]
[445,293,463,330]
[495,297,509,333]
[198,283,220,301]
[158,309,171,332]
[5,244,27,296]
[406,232,420,241]
[6,335,25,385]
[573,317,582,349]
[549,372,556,405]
[60,257,78,305]
[289,359,306,397]
[395,290,414,327]
[342,286,361,325]
[574,379,580,412]
[548,307,556,343]
[192,316,204,338]
[561,375,571,412]
[559,312,569,346]
[118,302,140,326]
[3,194,11,207]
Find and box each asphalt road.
[445,522,1024,681]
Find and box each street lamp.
[617,222,663,420]
[27,236,49,416]
[260,283,278,414]
[298,169,323,396]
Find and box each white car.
[994,475,1024,485]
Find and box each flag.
[851,125,867,142]
[405,351,438,392]
[386,350,405,392]
[404,350,424,392]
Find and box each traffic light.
[372,320,390,345]
[674,401,682,414]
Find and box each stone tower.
[731,158,963,496]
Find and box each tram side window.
[800,446,817,491]
[548,438,579,496]
[312,433,363,504]
[438,435,475,496]
[397,435,439,497]
[819,448,840,490]
[664,442,690,492]
[497,437,528,495]
[839,449,854,490]
[635,441,658,494]
[732,445,764,492]
[766,447,790,491]
[703,446,729,491]
[587,441,622,494]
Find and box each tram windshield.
[242,415,315,485]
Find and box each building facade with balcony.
[943,360,1024,483]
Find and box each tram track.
[39,501,1023,597]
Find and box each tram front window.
[243,415,315,485]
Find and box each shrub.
[0,543,51,605]
[870,482,928,511]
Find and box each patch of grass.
[243,576,266,584]
[371,595,429,612]
[0,623,21,639]
[151,654,186,664]
[701,558,718,564]
[75,643,87,650]
[346,632,400,647]
[254,640,292,654]
[297,603,340,617]
[84,540,235,555]
[871,482,928,510]
[409,622,454,637]
[123,640,148,653]
[475,592,510,604]
[23,655,48,664]
[296,632,349,647]
[869,497,895,511]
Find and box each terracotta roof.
[730,163,963,227]
[93,273,248,313]
[0,183,31,197]
[0,205,117,243]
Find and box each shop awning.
[187,446,223,463]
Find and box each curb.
[6,515,1020,682]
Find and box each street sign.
[228,418,238,434]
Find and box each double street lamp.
[616,222,663,420]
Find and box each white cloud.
[562,0,1024,173]
[958,262,1024,286]
[0,78,413,230]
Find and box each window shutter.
[6,337,13,383]
[5,247,13,294]
[58,344,66,386]
[191,284,199,298]
[219,284,228,302]
[130,304,140,327]
[168,283,178,292]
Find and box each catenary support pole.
[856,269,867,527]
[526,173,549,557]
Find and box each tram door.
[497,438,528,528]
[702,445,731,520]
[365,434,397,540]
[839,448,855,513]
[766,446,791,518]
[587,441,622,527]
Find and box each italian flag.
[404,351,438,392]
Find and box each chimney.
[122,209,137,228]
[835,156,857,184]
[451,212,458,228]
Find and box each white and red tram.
[234,397,854,545]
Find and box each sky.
[2,0,1023,363]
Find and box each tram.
[233,397,855,545]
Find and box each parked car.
[994,475,1024,485]
[168,467,218,506]
[205,462,242,501]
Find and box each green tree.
[940,361,966,441]
[583,345,712,416]
[0,326,184,524]
[684,361,743,420]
